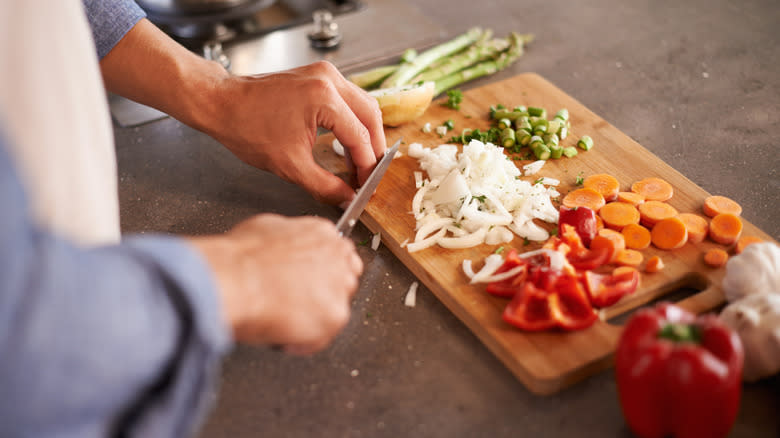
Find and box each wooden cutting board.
[314,73,776,395]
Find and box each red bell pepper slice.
[615,303,744,438]
[583,267,639,308]
[502,273,598,331]
[485,249,529,298]
[559,206,598,247]
[558,223,610,270]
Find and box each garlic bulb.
[722,242,780,302]
[720,293,780,382]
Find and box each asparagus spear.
[349,65,399,90]
[412,36,509,83]
[348,48,418,90]
[432,33,532,96]
[380,27,485,88]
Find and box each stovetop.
[112,0,446,127]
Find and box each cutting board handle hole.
[605,272,715,325]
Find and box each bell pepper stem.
[658,323,702,343]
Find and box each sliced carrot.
[590,228,626,263]
[621,223,652,250]
[677,213,709,244]
[599,202,640,230]
[645,255,665,273]
[562,188,606,212]
[638,201,679,228]
[631,177,674,202]
[735,235,763,254]
[615,249,644,267]
[616,191,645,206]
[584,174,621,202]
[651,217,688,250]
[703,248,729,268]
[708,213,743,245]
[595,215,605,233]
[702,195,742,218]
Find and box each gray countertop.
[114,0,780,436]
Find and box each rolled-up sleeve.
[0,134,232,437]
[83,0,147,59]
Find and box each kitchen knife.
[336,138,401,236]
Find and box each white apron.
[0,0,120,246]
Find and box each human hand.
[188,213,363,355]
[205,61,387,207]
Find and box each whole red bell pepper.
[615,303,744,438]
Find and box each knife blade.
[336,138,401,236]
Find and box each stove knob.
[308,9,342,50]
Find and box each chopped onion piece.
[414,171,423,189]
[371,232,381,251]
[523,160,546,175]
[404,281,419,307]
[462,259,476,279]
[537,177,560,186]
[407,228,446,253]
[332,139,345,157]
[407,142,425,158]
[438,227,487,249]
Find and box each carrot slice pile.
[616,191,645,206]
[615,249,644,267]
[703,248,729,268]
[562,188,606,212]
[702,195,742,218]
[677,213,709,244]
[735,235,763,254]
[708,213,743,245]
[651,217,688,250]
[638,201,679,227]
[590,228,626,263]
[645,256,665,273]
[584,174,621,202]
[631,177,674,202]
[621,223,652,250]
[599,202,641,230]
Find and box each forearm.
[99,18,230,134]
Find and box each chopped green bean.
[562,146,578,157]
[531,143,551,160]
[577,135,594,150]
[516,130,533,146]
[549,145,563,159]
[500,127,516,148]
[497,118,513,130]
[515,117,532,131]
[528,106,547,118]
[554,108,569,121]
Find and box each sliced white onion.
[332,139,345,157]
[522,160,546,175]
[537,177,560,186]
[517,248,567,272]
[414,171,423,189]
[438,227,487,249]
[485,226,514,245]
[406,228,446,253]
[404,281,419,307]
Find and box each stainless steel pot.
[136,0,276,23]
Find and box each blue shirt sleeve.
[0,133,232,437]
[83,0,147,59]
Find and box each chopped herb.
[575,171,585,186]
[444,119,455,130]
[365,312,373,318]
[442,89,463,110]
[473,195,487,203]
[523,237,531,246]
[358,238,370,246]
[533,178,544,185]
[550,227,559,236]
[494,246,505,254]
